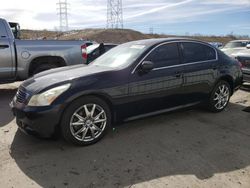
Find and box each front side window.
[180,42,216,64]
[145,43,180,68]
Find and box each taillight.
[238,61,244,69]
[235,57,244,69]
[81,44,87,60]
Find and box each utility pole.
[57,0,69,31]
[107,0,123,29]
[149,27,154,34]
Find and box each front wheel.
[207,81,231,112]
[61,96,111,146]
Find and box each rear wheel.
[207,80,231,112]
[61,96,111,146]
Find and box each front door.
[126,42,184,118]
[0,21,14,79]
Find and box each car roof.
[128,38,213,47]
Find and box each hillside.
[20,28,246,44]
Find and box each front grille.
[16,88,28,104]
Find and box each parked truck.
[0,18,91,82]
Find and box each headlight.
[28,83,71,106]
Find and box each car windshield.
[92,42,147,68]
[224,41,249,48]
[87,44,100,53]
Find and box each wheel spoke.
[74,113,85,121]
[214,93,219,101]
[74,127,86,136]
[71,121,84,126]
[220,85,225,93]
[81,127,89,140]
[94,110,104,120]
[90,127,95,138]
[84,105,91,116]
[94,118,106,124]
[223,89,229,97]
[90,104,96,117]
[92,123,102,132]
[215,100,221,109]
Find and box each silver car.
[233,44,250,83]
[221,40,250,56]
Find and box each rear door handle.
[212,66,218,70]
[0,45,9,49]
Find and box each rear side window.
[91,48,100,57]
[180,42,216,64]
[104,45,115,51]
[145,43,180,68]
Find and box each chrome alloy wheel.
[69,103,107,142]
[213,84,230,110]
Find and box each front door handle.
[175,71,182,78]
[0,45,9,49]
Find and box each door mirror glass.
[246,44,250,49]
[140,61,154,72]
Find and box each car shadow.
[9,102,250,187]
[0,88,16,127]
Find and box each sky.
[1,0,250,36]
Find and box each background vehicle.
[0,18,92,82]
[11,38,243,146]
[209,42,223,49]
[234,44,250,83]
[86,43,117,64]
[221,40,250,56]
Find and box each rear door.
[0,21,14,79]
[126,42,184,118]
[179,42,218,103]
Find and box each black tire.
[31,63,58,76]
[61,96,111,146]
[207,80,231,113]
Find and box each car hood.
[21,64,113,93]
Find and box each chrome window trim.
[131,40,218,74]
[153,59,217,71]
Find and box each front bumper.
[10,101,64,138]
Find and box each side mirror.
[246,44,250,49]
[140,61,154,73]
